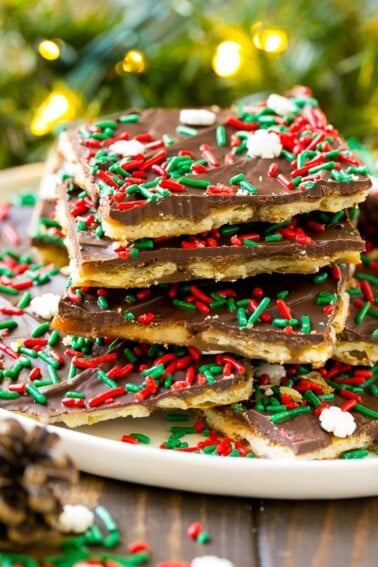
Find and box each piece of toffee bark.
[59,181,363,287]
[0,337,253,428]
[53,266,350,366]
[204,360,378,459]
[58,93,371,241]
[335,255,378,365]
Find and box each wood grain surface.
[22,472,375,567]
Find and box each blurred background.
[0,0,377,170]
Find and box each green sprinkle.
[0,320,18,330]
[31,322,50,337]
[237,307,248,328]
[119,113,140,123]
[37,351,60,368]
[65,391,85,399]
[48,330,59,346]
[94,120,117,129]
[229,173,245,184]
[165,413,190,421]
[270,406,311,423]
[264,233,282,242]
[0,285,18,295]
[247,297,271,327]
[97,295,109,310]
[0,389,20,399]
[129,432,151,444]
[341,449,370,459]
[176,125,198,136]
[276,290,289,299]
[95,225,104,238]
[316,291,336,305]
[163,133,174,145]
[179,177,210,189]
[239,180,257,194]
[26,383,47,404]
[123,347,138,362]
[197,531,211,544]
[356,273,378,286]
[172,298,196,311]
[125,383,141,393]
[300,315,311,334]
[95,505,119,532]
[216,125,227,146]
[272,318,299,328]
[17,346,37,358]
[98,369,118,389]
[372,329,378,339]
[313,272,328,283]
[141,363,164,378]
[355,301,371,324]
[354,404,378,419]
[304,389,321,407]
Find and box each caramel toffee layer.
[204,360,378,458]
[58,95,371,240]
[0,337,253,426]
[54,265,350,365]
[334,256,378,365]
[60,183,363,287]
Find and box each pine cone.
[0,418,78,547]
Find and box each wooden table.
[27,472,374,567]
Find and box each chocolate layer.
[54,265,350,365]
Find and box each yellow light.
[121,50,146,73]
[212,41,242,78]
[30,87,80,136]
[38,39,61,61]
[252,28,288,54]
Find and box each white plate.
[1,409,377,499]
[0,165,377,500]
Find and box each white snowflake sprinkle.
[179,109,216,126]
[267,93,297,116]
[29,293,60,320]
[109,139,145,156]
[319,406,356,438]
[191,555,234,567]
[58,504,94,534]
[246,129,282,159]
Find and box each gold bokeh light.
[38,39,61,61]
[119,49,146,74]
[212,41,243,78]
[252,27,288,54]
[30,86,80,136]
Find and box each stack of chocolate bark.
[1,88,377,458]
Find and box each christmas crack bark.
[58,92,372,242]
[0,337,253,427]
[60,181,363,288]
[204,360,378,459]
[335,255,378,365]
[53,265,350,366]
